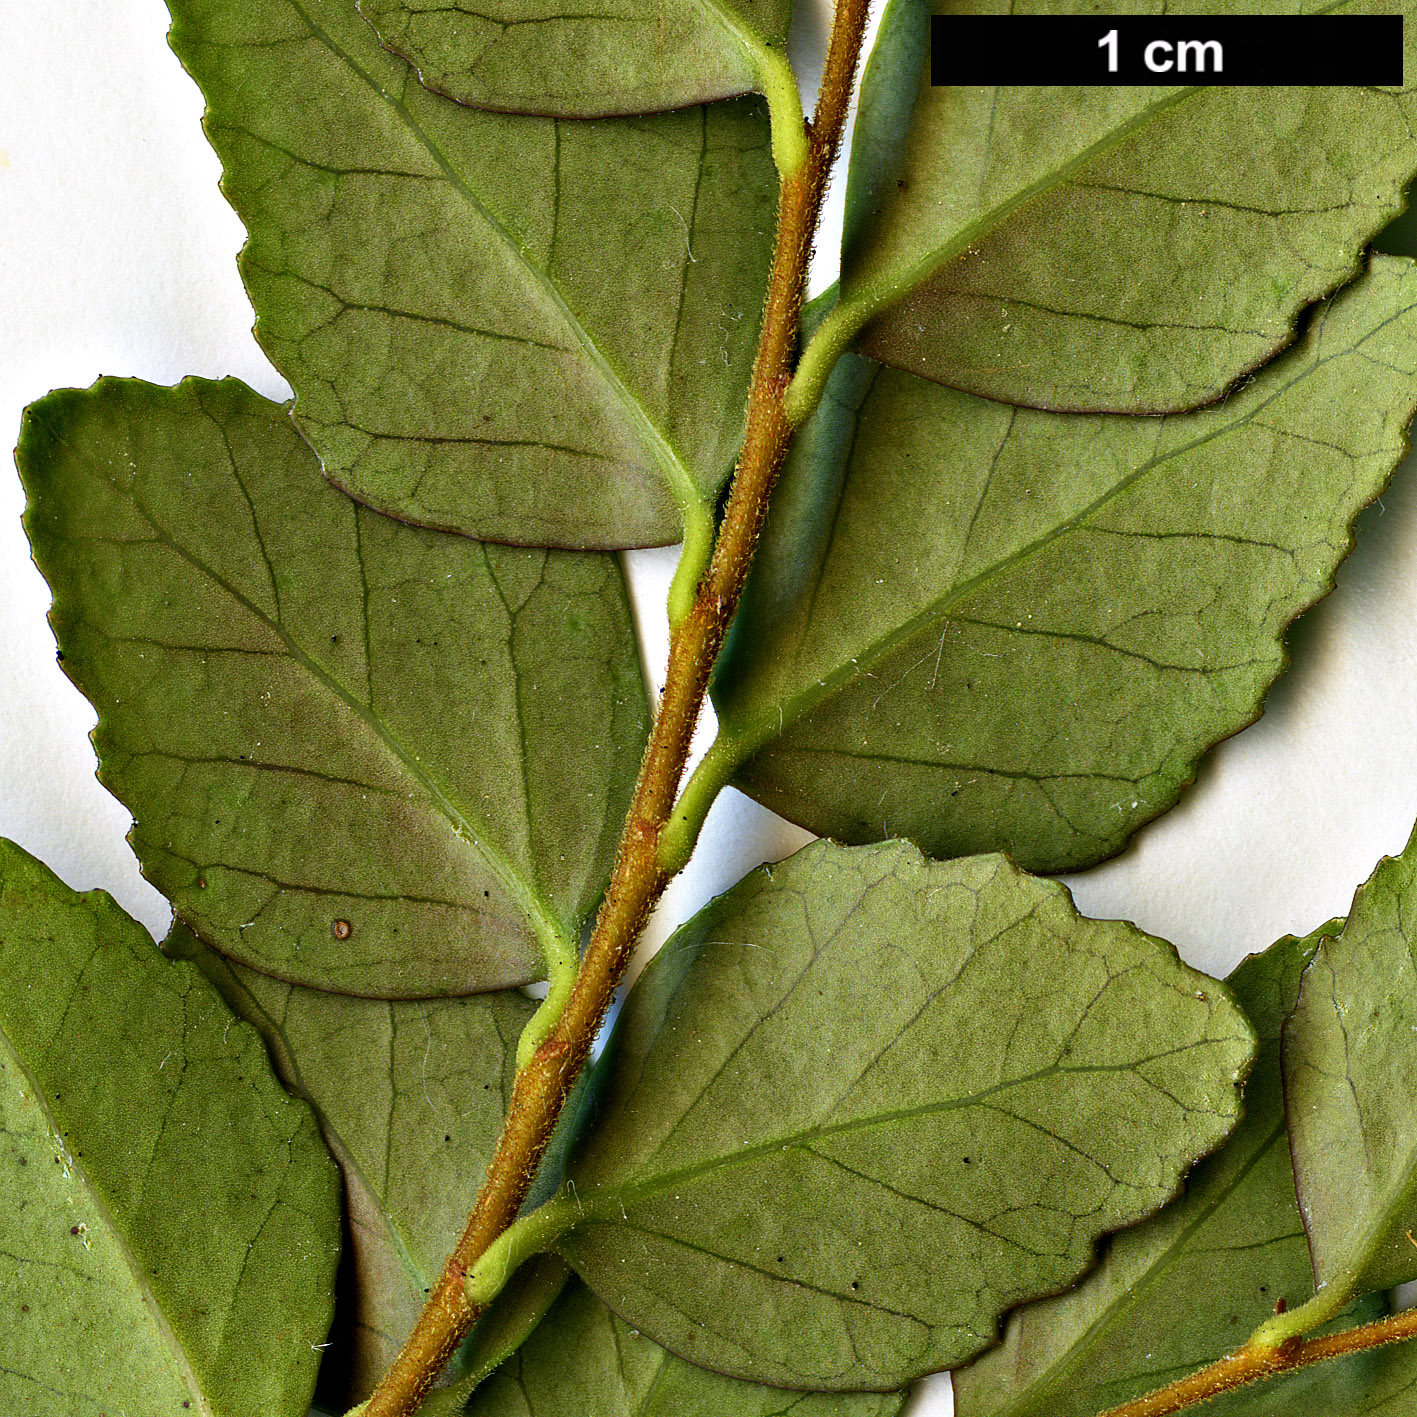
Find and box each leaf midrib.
[574,1044,1233,1219]
[0,1023,214,1414]
[279,0,707,523]
[842,88,1200,323]
[50,407,569,965]
[841,0,1360,334]
[721,294,1398,763]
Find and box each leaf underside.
[951,921,1409,1417]
[1285,816,1417,1298]
[559,839,1255,1391]
[358,0,793,116]
[19,377,647,996]
[166,925,531,1400]
[466,1277,908,1415]
[0,838,341,1417]
[713,258,1417,874]
[841,0,1417,414]
[168,0,777,548]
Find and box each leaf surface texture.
[19,377,647,995]
[466,1277,907,1415]
[714,259,1417,872]
[951,923,1399,1417]
[166,924,533,1399]
[839,0,1417,413]
[1285,817,1417,1296]
[168,0,777,547]
[359,0,793,116]
[0,839,340,1416]
[559,840,1255,1390]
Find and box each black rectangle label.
[930,15,1403,86]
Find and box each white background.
[5,4,1417,1413]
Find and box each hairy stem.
[358,5,871,1411]
[1097,1305,1417,1417]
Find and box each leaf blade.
[168,0,777,547]
[837,0,1417,414]
[166,924,537,1400]
[714,257,1417,873]
[1285,818,1417,1298]
[0,839,341,1417]
[465,1277,909,1416]
[950,921,1402,1417]
[19,376,647,995]
[558,840,1254,1391]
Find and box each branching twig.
[358,3,872,1410]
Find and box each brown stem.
[360,4,871,1411]
[1097,1307,1417,1417]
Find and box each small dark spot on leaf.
[963,1156,971,1164]
[776,1256,785,1264]
[444,1135,451,1142]
[1259,1285,1267,1292]
[20,1304,27,1312]
[70,1226,79,1235]
[55,651,64,662]
[331,919,352,940]
[331,635,339,644]
[197,877,207,889]
[850,1281,859,1290]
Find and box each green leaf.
[465,1276,908,1415]
[19,376,647,995]
[712,257,1417,874]
[167,0,777,548]
[950,920,1400,1417]
[165,923,533,1399]
[557,839,1255,1391]
[0,838,340,1416]
[358,0,793,118]
[1285,816,1417,1297]
[826,0,1417,414]
[1340,1349,1417,1417]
